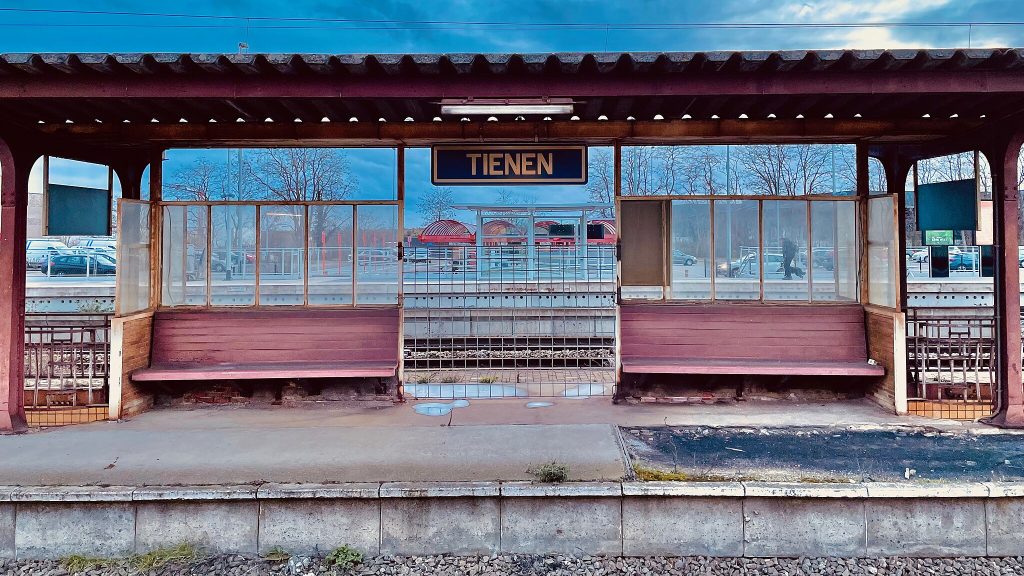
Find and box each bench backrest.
[150,308,400,365]
[619,303,868,363]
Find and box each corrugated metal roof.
[2,49,1023,130]
[1,49,1022,76]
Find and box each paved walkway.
[0,398,1003,486]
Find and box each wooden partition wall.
[107,311,155,420]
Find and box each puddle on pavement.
[405,384,527,399]
[526,401,554,408]
[413,400,471,417]
[562,384,606,398]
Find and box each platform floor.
[0,398,1001,487]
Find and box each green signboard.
[924,230,954,246]
[46,183,110,236]
[916,179,977,232]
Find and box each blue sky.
[12,0,1023,226]
[1,0,1021,54]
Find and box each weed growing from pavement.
[529,461,570,482]
[633,464,752,482]
[415,374,430,384]
[324,545,363,570]
[478,376,498,384]
[440,374,460,384]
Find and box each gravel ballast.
[3,554,1024,576]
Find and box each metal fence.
[403,244,616,398]
[906,308,996,420]
[24,314,111,424]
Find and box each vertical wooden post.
[396,145,405,400]
[148,150,163,310]
[0,138,34,432]
[612,142,623,402]
[985,133,1024,428]
[856,144,870,305]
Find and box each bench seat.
[620,303,882,378]
[131,308,400,383]
[132,360,398,382]
[621,358,884,377]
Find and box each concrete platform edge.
[2,481,1021,559]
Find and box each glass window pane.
[258,205,305,305]
[811,201,858,302]
[116,201,150,314]
[670,200,711,300]
[868,196,896,307]
[161,205,209,307]
[714,200,759,300]
[186,206,209,305]
[356,204,399,304]
[308,204,354,305]
[161,205,186,306]
[762,201,808,301]
[211,205,256,306]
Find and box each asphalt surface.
[624,426,1024,482]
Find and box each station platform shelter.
[2,49,1024,431]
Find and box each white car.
[909,250,929,263]
[25,239,69,269]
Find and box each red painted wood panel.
[619,303,877,376]
[135,308,400,382]
[621,358,885,376]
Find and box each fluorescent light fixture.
[440,98,574,116]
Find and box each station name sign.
[431,145,587,185]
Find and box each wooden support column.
[984,133,1024,428]
[0,138,36,432]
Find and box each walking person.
[781,237,804,280]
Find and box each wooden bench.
[620,303,885,377]
[131,308,400,383]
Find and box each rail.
[906,308,996,418]
[24,313,112,408]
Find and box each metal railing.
[24,314,112,408]
[906,308,995,417]
[403,244,616,398]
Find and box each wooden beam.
[985,131,1024,428]
[26,118,984,148]
[4,68,1024,99]
[0,138,34,432]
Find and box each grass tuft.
[478,376,498,384]
[130,542,200,571]
[324,544,363,570]
[439,374,460,384]
[528,461,570,483]
[262,545,291,562]
[61,555,113,573]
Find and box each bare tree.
[586,148,615,216]
[246,148,358,248]
[165,157,229,201]
[416,187,455,224]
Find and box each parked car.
[812,248,835,271]
[909,249,929,263]
[45,254,116,276]
[716,254,756,277]
[76,237,117,252]
[25,239,69,269]
[949,252,977,271]
[672,250,697,266]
